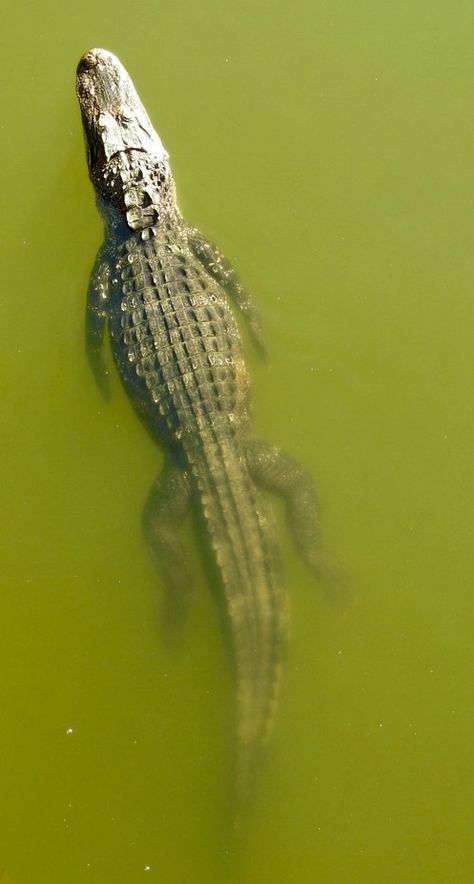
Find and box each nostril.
[84,54,97,66]
[77,48,104,72]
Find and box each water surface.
[1,2,473,881]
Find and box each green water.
[1,1,473,881]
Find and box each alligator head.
[76,48,174,230]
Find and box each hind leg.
[142,460,193,636]
[245,440,348,605]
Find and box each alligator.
[76,48,340,798]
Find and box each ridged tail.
[186,433,287,796]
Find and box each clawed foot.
[311,556,352,612]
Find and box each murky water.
[1,2,473,882]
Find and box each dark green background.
[1,1,473,881]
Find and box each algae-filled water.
[1,2,473,882]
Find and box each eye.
[119,111,133,124]
[98,111,115,130]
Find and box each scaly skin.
[76,49,339,800]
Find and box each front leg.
[186,225,267,358]
[85,245,112,400]
[246,439,349,607]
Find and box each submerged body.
[77,49,336,796]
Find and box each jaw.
[76,48,168,166]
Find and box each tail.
[187,434,287,798]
